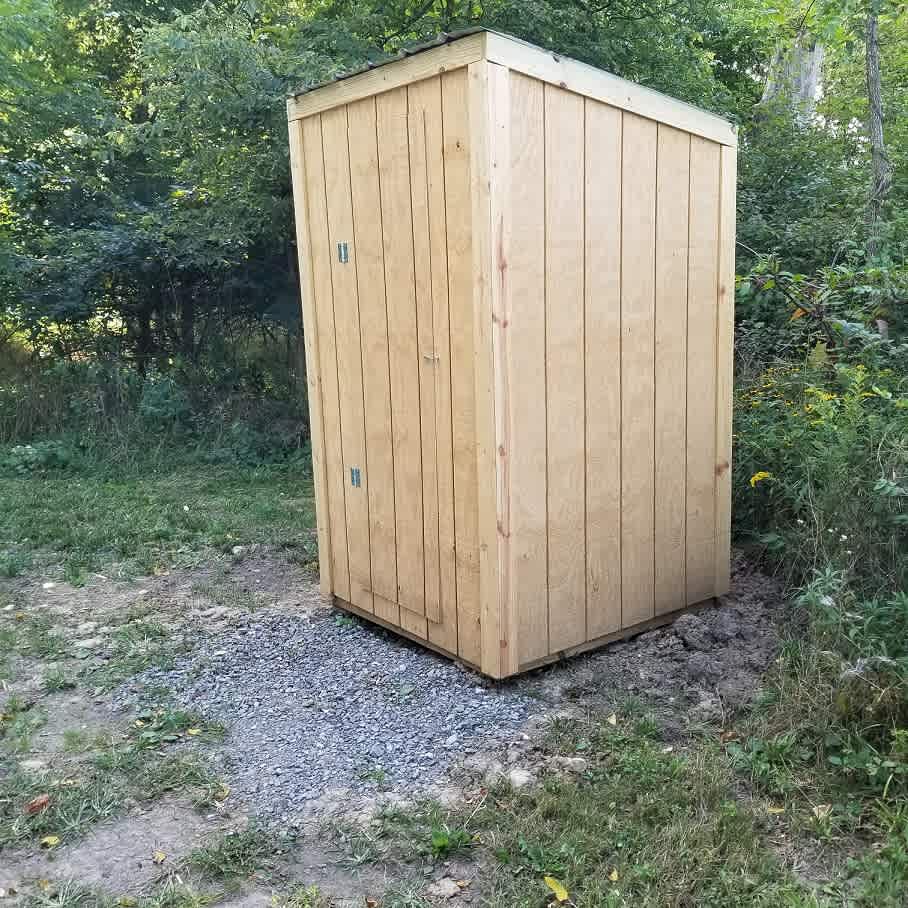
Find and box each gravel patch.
[123,611,539,820]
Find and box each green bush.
[1,440,74,476]
[734,358,908,595]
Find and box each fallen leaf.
[215,782,230,802]
[790,307,807,320]
[609,869,619,882]
[25,794,51,815]
[455,879,471,889]
[39,835,60,849]
[720,729,738,744]
[152,850,166,865]
[186,728,201,736]
[543,876,569,902]
[607,713,618,726]
[767,806,786,814]
[812,804,832,820]
[365,899,378,908]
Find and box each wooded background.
[2,0,905,375]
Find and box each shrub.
[733,357,908,595]
[1,440,73,476]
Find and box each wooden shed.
[287,29,737,678]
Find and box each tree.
[864,0,892,261]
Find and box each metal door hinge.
[349,467,361,488]
[337,242,349,264]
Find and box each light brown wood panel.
[442,67,481,666]
[686,135,721,604]
[347,96,399,624]
[654,124,690,615]
[473,61,513,677]
[714,145,737,597]
[288,121,333,596]
[509,72,548,665]
[584,98,623,640]
[300,115,350,602]
[377,86,426,616]
[620,112,657,628]
[408,80,441,627]
[416,75,460,657]
[483,33,737,147]
[321,106,373,613]
[288,32,486,120]
[545,84,586,653]
[399,605,428,640]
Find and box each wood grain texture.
[686,136,721,605]
[408,80,442,626]
[288,33,486,120]
[619,112,657,628]
[714,144,737,597]
[654,124,690,615]
[321,106,373,613]
[509,72,548,664]
[468,61,507,677]
[288,120,333,596]
[417,76,460,657]
[584,99,623,639]
[347,96,399,623]
[483,61,516,677]
[377,86,426,616]
[482,33,737,147]
[443,67,481,666]
[301,115,350,602]
[545,84,586,653]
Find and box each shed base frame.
[331,595,721,678]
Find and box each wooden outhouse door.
[295,72,473,644]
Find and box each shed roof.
[286,28,737,147]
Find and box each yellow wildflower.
[749,471,772,488]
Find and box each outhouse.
[287,29,737,678]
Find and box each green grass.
[0,706,227,848]
[0,464,315,577]
[350,715,836,908]
[184,827,278,881]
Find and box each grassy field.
[1,463,906,906]
[0,464,316,582]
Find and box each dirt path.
[0,549,784,905]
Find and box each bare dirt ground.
[0,549,784,905]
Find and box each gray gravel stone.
[121,611,538,818]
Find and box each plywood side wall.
[291,69,479,666]
[500,72,733,667]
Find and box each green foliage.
[0,463,316,579]
[429,822,473,858]
[734,357,907,593]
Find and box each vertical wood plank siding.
[619,112,657,629]
[348,96,398,620]
[584,99,623,640]
[686,136,721,605]
[300,115,351,602]
[508,73,548,665]
[544,84,587,653]
[289,47,734,676]
[654,124,691,615]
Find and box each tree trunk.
[865,1,892,262]
[760,33,824,124]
